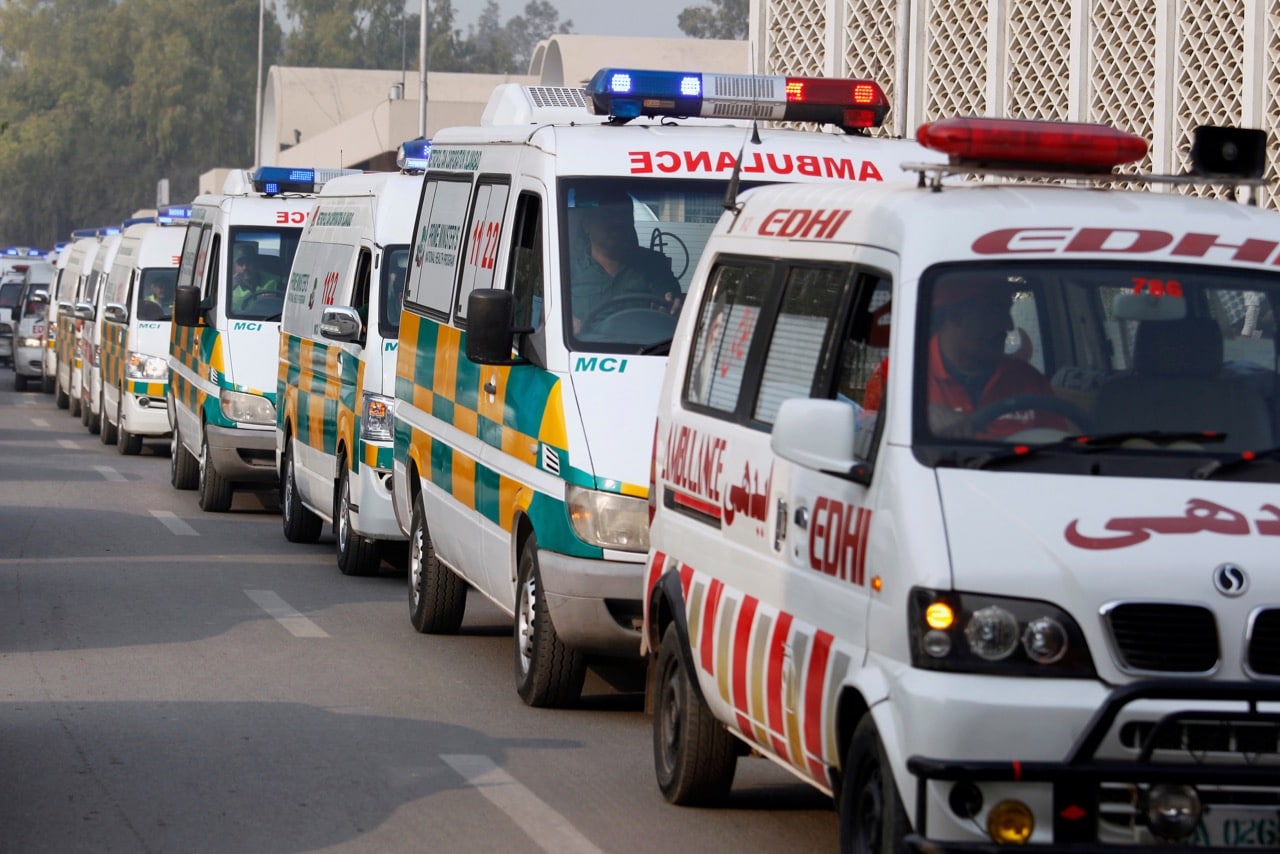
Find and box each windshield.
[136,269,177,321]
[560,177,730,353]
[912,263,1280,465]
[227,228,301,321]
[0,281,21,311]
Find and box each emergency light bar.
[122,216,154,229]
[70,228,98,240]
[398,138,431,172]
[585,68,890,132]
[916,117,1148,172]
[98,226,122,237]
[160,204,192,220]
[256,166,318,196]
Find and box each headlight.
[126,351,168,380]
[566,484,649,552]
[220,389,275,425]
[360,392,395,442]
[20,336,42,348]
[909,587,1095,677]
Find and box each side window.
[833,276,891,409]
[506,192,543,333]
[684,260,773,413]
[353,247,372,333]
[456,180,510,320]
[407,177,471,316]
[202,233,220,307]
[752,265,851,424]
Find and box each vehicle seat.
[1092,316,1273,450]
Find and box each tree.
[502,1,571,74]
[677,0,747,40]
[279,0,415,70]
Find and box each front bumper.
[205,423,278,483]
[904,680,1280,851]
[350,462,405,541]
[121,389,171,437]
[537,548,644,658]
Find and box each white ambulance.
[76,226,124,433]
[54,231,104,414]
[392,68,942,708]
[42,239,76,394]
[277,151,425,574]
[12,260,55,391]
[644,117,1280,849]
[98,209,189,453]
[171,167,353,511]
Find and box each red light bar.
[784,76,889,130]
[916,117,1149,172]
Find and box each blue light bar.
[123,216,155,229]
[397,138,431,172]
[71,228,98,240]
[158,204,192,224]
[26,248,42,256]
[255,166,317,196]
[98,226,121,237]
[585,67,890,131]
[3,247,18,256]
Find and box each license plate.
[1193,810,1280,848]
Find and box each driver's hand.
[928,404,973,438]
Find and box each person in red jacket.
[925,275,1070,439]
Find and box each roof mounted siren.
[157,204,192,225]
[397,138,432,173]
[585,68,890,133]
[253,166,362,197]
[1189,126,1266,179]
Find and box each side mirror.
[74,301,95,321]
[319,306,363,342]
[771,398,871,484]
[103,303,128,324]
[31,290,49,304]
[173,285,202,327]
[466,289,518,365]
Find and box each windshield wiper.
[1192,446,1280,479]
[963,431,1228,470]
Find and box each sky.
[448,0,691,40]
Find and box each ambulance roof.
[308,171,423,244]
[729,179,1280,275]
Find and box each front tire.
[653,622,737,804]
[197,429,233,512]
[408,491,466,633]
[13,372,26,392]
[839,715,911,854]
[514,535,586,708]
[281,439,322,542]
[101,392,118,445]
[336,465,379,575]
[41,374,54,394]
[170,419,198,489]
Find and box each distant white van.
[76,227,124,433]
[277,161,424,574]
[54,231,105,414]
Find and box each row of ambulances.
[643,117,1280,849]
[389,69,945,709]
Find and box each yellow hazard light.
[987,800,1034,845]
[924,601,954,630]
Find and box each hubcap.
[409,518,423,608]
[517,572,536,674]
[660,669,683,773]
[338,476,350,552]
[283,454,294,519]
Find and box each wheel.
[170,421,198,489]
[197,429,233,511]
[13,372,26,391]
[514,534,586,708]
[653,622,737,804]
[70,391,81,418]
[839,715,911,854]
[87,389,102,435]
[55,380,68,409]
[336,465,379,575]
[408,491,466,633]
[100,392,118,445]
[41,374,54,394]
[118,424,141,455]
[281,439,322,543]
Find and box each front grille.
[1106,603,1219,673]
[1249,609,1280,676]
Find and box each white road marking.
[31,417,49,427]
[57,439,78,450]
[95,465,126,482]
[150,510,198,536]
[244,589,329,638]
[440,754,602,854]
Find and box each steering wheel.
[581,293,669,330]
[969,393,1092,434]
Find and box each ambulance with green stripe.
[77,226,124,434]
[392,67,937,708]
[276,148,426,575]
[170,167,352,512]
[54,230,104,415]
[98,208,189,454]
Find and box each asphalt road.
[0,366,836,853]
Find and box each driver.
[928,275,1069,439]
[569,186,681,332]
